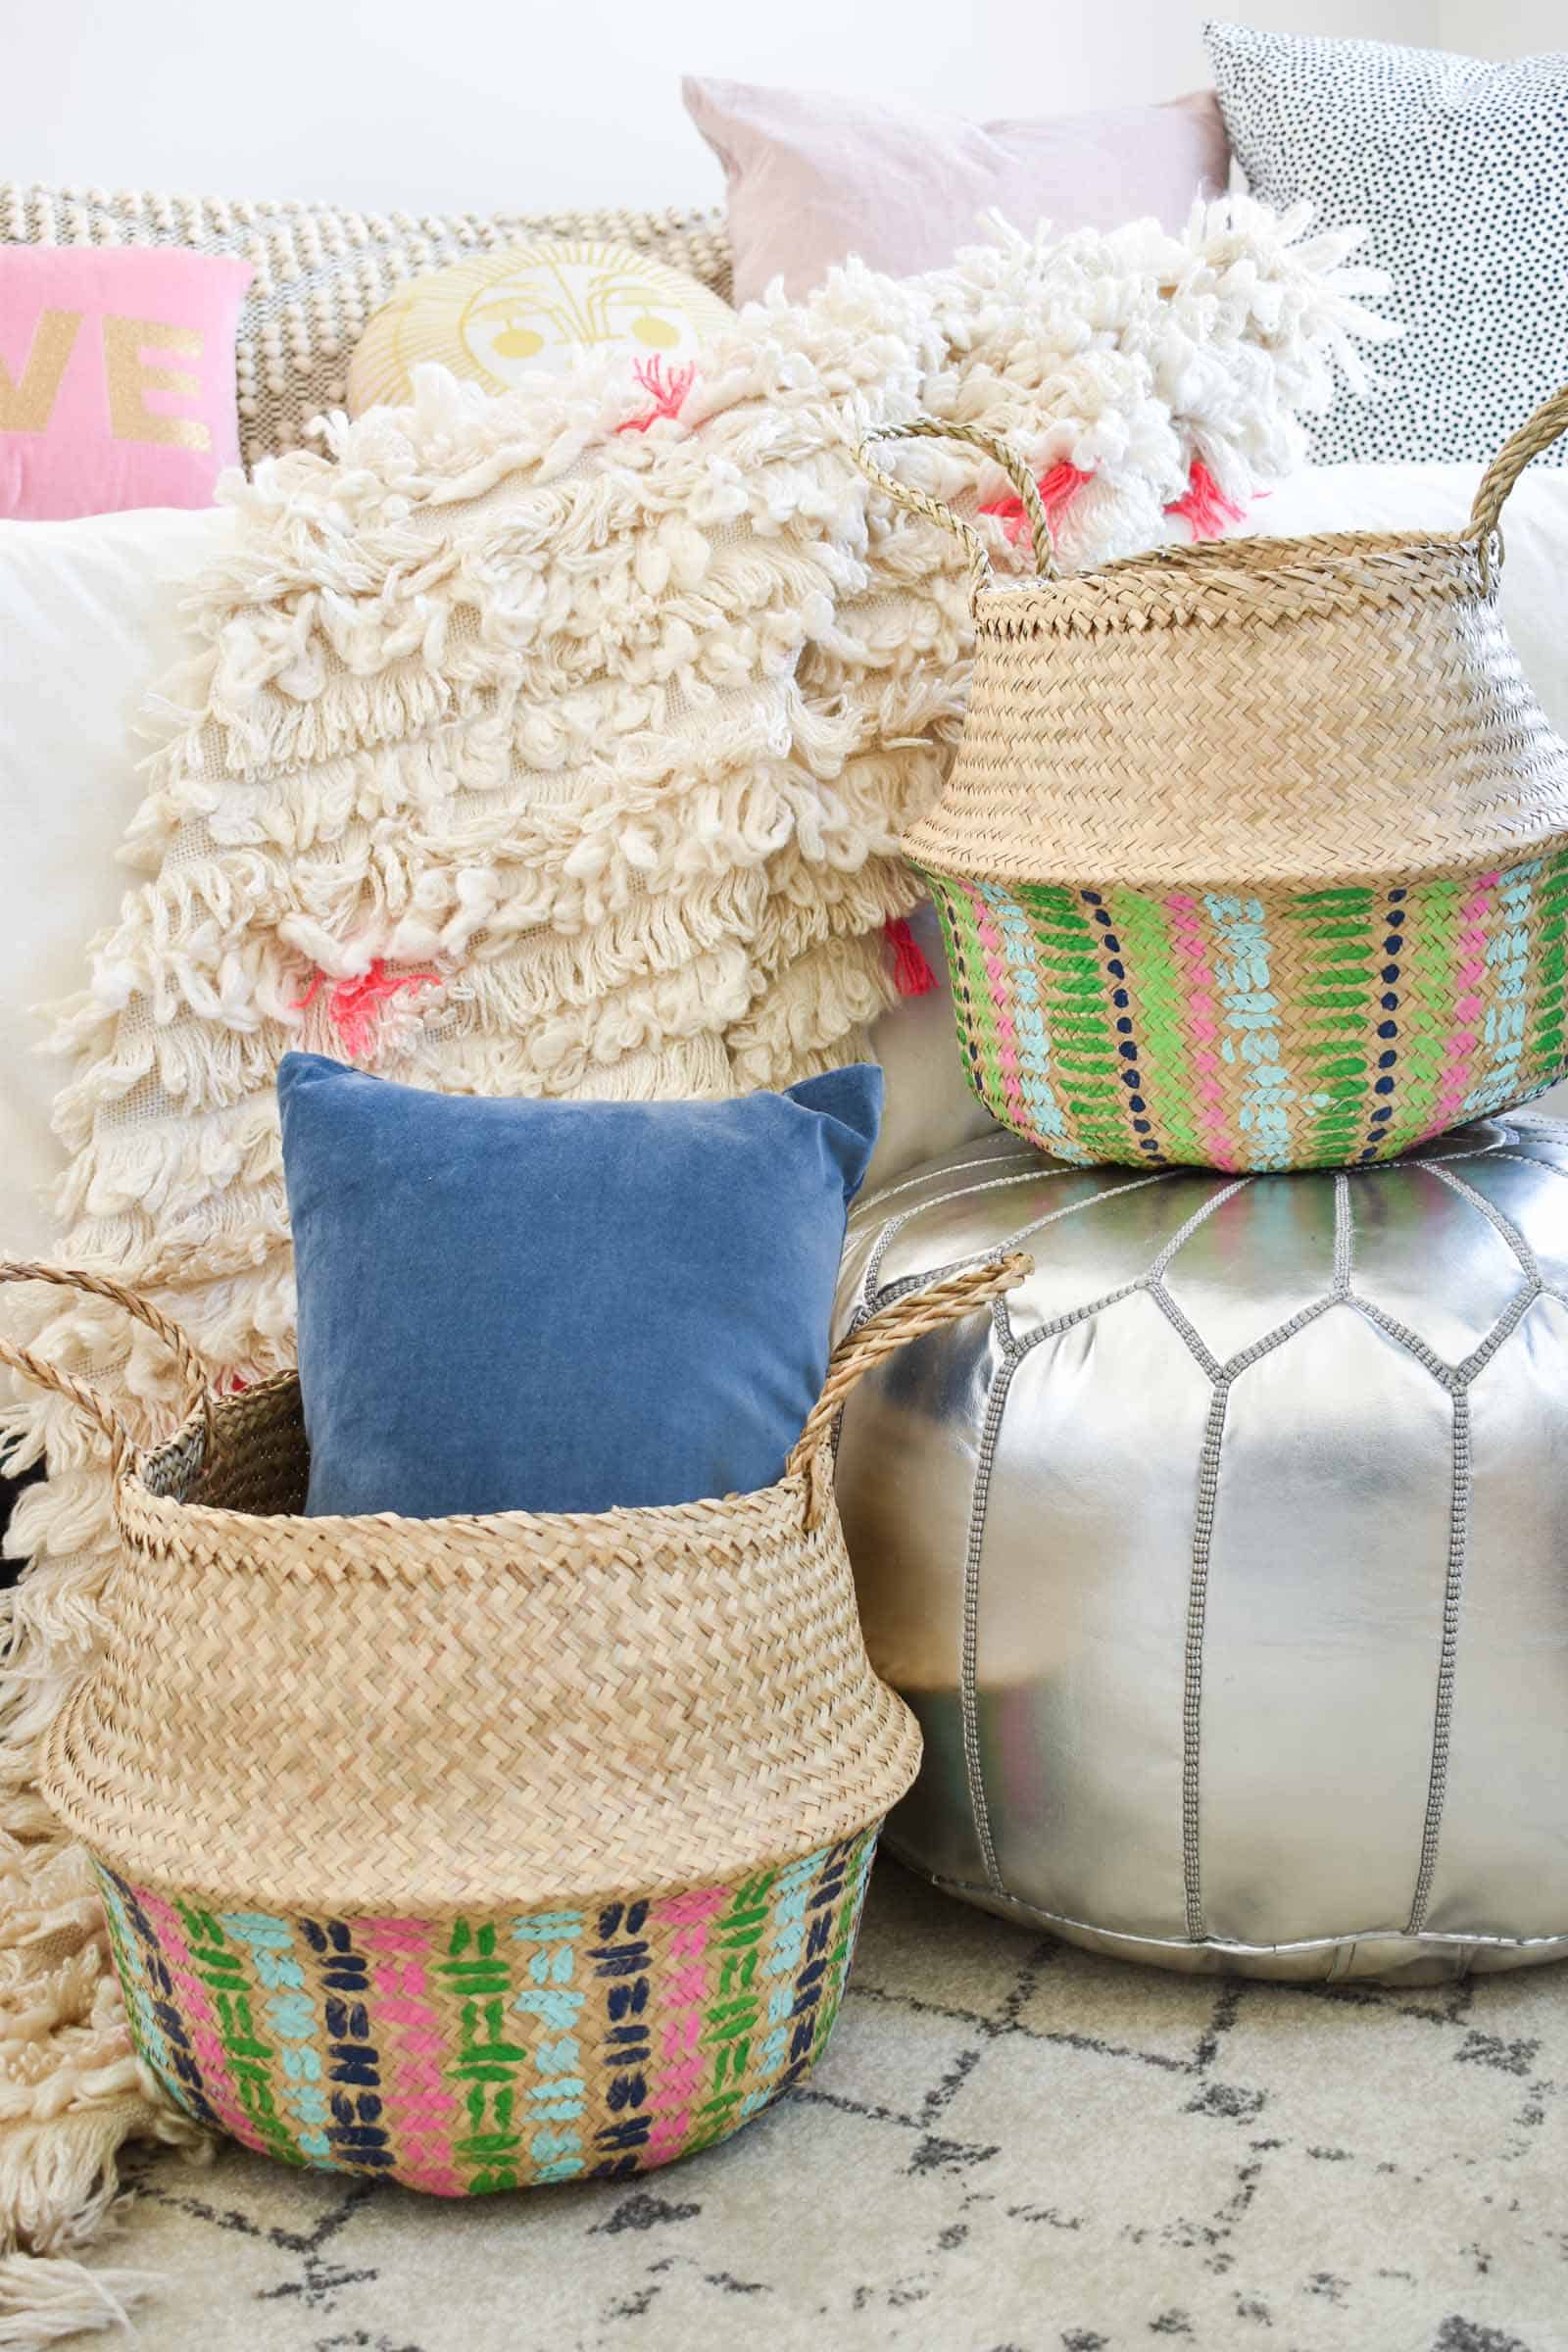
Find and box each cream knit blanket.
[0,199,1384,2297]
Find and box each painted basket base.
[97,1831,877,2193]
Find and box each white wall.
[1439,0,1564,53]
[6,0,1456,219]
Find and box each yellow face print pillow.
[346,238,733,414]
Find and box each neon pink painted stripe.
[361,1918,464,2197]
[135,1889,259,2155]
[1429,873,1496,1136]
[1164,895,1232,1166]
[645,1885,726,2163]
[963,882,1028,1136]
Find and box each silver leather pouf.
[834,1114,1568,1983]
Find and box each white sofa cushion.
[0,507,236,1255]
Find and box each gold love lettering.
[0,309,83,432]
[0,311,210,450]
[103,316,211,451]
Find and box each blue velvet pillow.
[277,1054,882,1519]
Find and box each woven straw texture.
[862,394,1568,1171]
[10,1256,1029,2193]
[43,1373,917,1915]
[0,181,732,467]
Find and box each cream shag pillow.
[346,238,734,415]
[0,183,733,468]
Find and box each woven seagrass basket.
[9,1253,1026,2195]
[857,388,1568,1172]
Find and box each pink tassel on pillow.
[886,917,937,999]
[615,357,697,434]
[1165,460,1246,540]
[294,960,440,1058]
[980,462,1093,544]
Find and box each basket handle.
[0,1261,212,1474]
[1468,381,1568,590]
[788,1250,1032,1528]
[854,418,1057,595]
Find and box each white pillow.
[0,508,236,1255]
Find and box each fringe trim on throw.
[0,2253,158,2345]
[0,191,1391,2280]
[0,1831,207,2286]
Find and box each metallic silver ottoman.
[834,1114,1568,1983]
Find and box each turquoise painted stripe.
[1205,892,1298,1172]
[221,1911,331,2161]
[977,881,1087,1155]
[1467,857,1540,1117]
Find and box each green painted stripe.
[934,881,1011,1125]
[1281,887,1378,1162]
[1527,844,1568,1087]
[1385,877,1462,1146]
[1024,885,1134,1158]
[1109,886,1201,1163]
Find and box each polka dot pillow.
[1206,21,1568,466]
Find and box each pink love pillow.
[0,247,252,519]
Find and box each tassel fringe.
[0,2253,157,2346]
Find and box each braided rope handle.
[789,1251,1032,1528]
[1469,381,1568,590]
[0,1261,212,1473]
[854,418,1057,595]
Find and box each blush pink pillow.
[684,77,1231,302]
[0,247,251,519]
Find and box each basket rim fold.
[23,1253,1030,1924]
[903,830,1568,898]
[968,528,1495,639]
[52,1697,919,1925]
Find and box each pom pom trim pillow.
[278,1054,883,1519]
[0,246,250,518]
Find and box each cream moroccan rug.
[62,1863,1566,2351]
